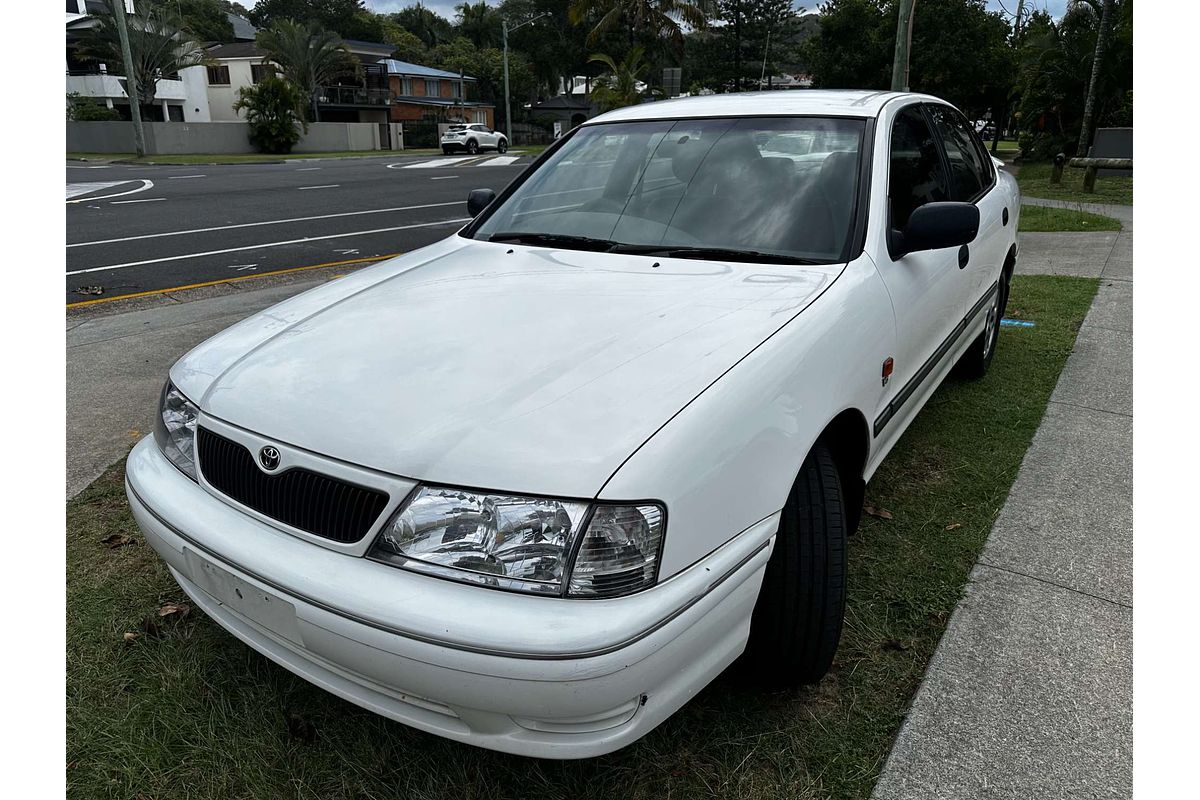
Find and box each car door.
[869,103,980,451]
[475,125,496,148]
[925,103,1009,305]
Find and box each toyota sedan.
[127,90,1019,759]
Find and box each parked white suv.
[441,123,507,155]
[128,90,1019,760]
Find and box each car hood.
[173,237,841,498]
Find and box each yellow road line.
[66,254,400,309]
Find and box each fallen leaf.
[157,602,191,621]
[75,286,104,296]
[864,505,894,520]
[122,632,140,643]
[945,522,963,531]
[101,534,134,549]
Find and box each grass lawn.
[1019,204,1122,232]
[66,275,1098,800]
[1016,160,1133,205]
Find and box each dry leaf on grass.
[101,534,134,549]
[122,632,139,643]
[945,522,963,531]
[864,505,894,520]
[157,602,191,621]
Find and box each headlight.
[153,381,199,480]
[366,485,665,598]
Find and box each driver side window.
[889,106,950,230]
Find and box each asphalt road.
[65,153,532,304]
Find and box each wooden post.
[1051,153,1065,184]
[1083,165,1098,193]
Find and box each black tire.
[955,280,1003,380]
[441,146,452,155]
[744,441,847,686]
[466,139,479,155]
[497,138,508,154]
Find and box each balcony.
[317,85,391,107]
[66,71,187,102]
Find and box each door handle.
[958,245,969,269]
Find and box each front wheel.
[497,138,508,154]
[743,441,847,686]
[955,284,1003,379]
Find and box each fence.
[67,121,405,155]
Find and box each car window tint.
[928,105,990,201]
[889,106,950,229]
[474,116,865,263]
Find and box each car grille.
[196,427,389,544]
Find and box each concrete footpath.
[874,211,1133,798]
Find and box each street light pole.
[502,12,548,144]
[111,0,146,157]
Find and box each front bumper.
[125,436,775,759]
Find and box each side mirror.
[467,188,495,218]
[889,201,979,259]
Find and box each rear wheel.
[743,441,847,686]
[441,146,452,155]
[467,139,479,155]
[497,138,508,154]
[956,282,1003,379]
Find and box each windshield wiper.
[606,243,824,265]
[487,231,617,251]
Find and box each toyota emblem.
[259,446,281,471]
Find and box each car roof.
[586,90,945,125]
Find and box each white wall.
[206,59,259,121]
[179,65,211,122]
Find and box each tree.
[248,0,386,41]
[430,37,536,128]
[146,0,235,42]
[234,75,307,153]
[568,0,710,53]
[391,3,457,50]
[803,0,1012,116]
[456,2,501,49]
[1077,0,1114,155]
[498,0,592,98]
[66,93,122,121]
[715,0,803,90]
[256,19,355,121]
[588,46,660,110]
[78,1,208,115]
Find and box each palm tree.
[456,2,500,49]
[256,19,355,122]
[79,1,207,116]
[588,47,661,111]
[568,0,710,52]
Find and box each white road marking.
[168,174,205,179]
[66,201,461,248]
[390,156,476,169]
[66,181,124,200]
[66,165,112,169]
[333,248,359,255]
[66,179,154,204]
[111,197,165,204]
[429,175,459,180]
[298,184,339,190]
[228,264,258,271]
[477,156,520,166]
[66,217,472,276]
[296,167,321,171]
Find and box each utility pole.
[111,0,146,157]
[502,13,548,143]
[890,0,917,92]
[1077,0,1114,157]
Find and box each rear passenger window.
[928,106,992,201]
[889,106,950,230]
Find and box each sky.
[358,1,1073,24]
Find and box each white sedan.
[441,123,507,155]
[127,90,1019,759]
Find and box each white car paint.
[128,90,1020,758]
[441,123,506,153]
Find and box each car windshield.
[472,116,865,263]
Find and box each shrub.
[67,93,121,122]
[233,76,307,154]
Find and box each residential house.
[203,39,393,124]
[66,0,211,122]
[383,60,494,128]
